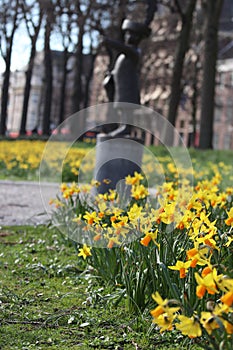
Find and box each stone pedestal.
[94,134,144,194]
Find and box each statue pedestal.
[94,134,144,194]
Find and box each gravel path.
[0,180,60,226]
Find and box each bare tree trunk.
[72,23,84,114]
[199,0,224,149]
[83,54,97,109]
[0,59,11,135]
[20,36,41,134]
[167,0,197,128]
[20,7,43,135]
[71,1,92,138]
[58,48,69,127]
[42,18,53,135]
[0,0,19,135]
[190,55,199,147]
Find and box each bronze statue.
[94,3,157,193]
[102,19,151,135]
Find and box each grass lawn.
[0,226,202,350]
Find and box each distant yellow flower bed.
[0,140,45,170]
[0,140,89,180]
[1,140,233,186]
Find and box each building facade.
[5,51,75,134]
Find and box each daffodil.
[226,187,233,195]
[111,215,128,228]
[125,171,144,185]
[97,201,111,217]
[214,273,233,293]
[176,209,196,230]
[49,198,64,208]
[187,194,203,212]
[78,244,92,259]
[69,182,80,193]
[175,315,202,338]
[108,189,117,201]
[127,203,143,223]
[160,202,176,225]
[83,211,101,225]
[169,260,191,279]
[140,229,158,247]
[195,271,218,298]
[223,320,233,334]
[72,214,82,223]
[62,188,74,199]
[186,244,210,268]
[149,207,164,224]
[153,313,175,332]
[60,183,68,192]
[220,291,233,307]
[150,292,180,319]
[131,184,149,200]
[225,235,233,247]
[200,312,220,334]
[225,208,233,226]
[91,179,101,187]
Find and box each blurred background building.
[1,0,232,148]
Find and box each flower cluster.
[50,159,233,348]
[148,176,233,343]
[51,172,150,248]
[151,280,233,339]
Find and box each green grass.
[148,145,233,165]
[0,226,202,350]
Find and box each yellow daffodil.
[72,214,82,223]
[125,171,144,185]
[108,189,117,201]
[225,208,233,226]
[169,260,191,279]
[49,198,64,208]
[91,179,101,187]
[111,215,128,227]
[60,183,68,192]
[78,244,92,260]
[131,184,149,200]
[200,312,220,334]
[62,188,74,199]
[140,229,158,247]
[153,313,175,332]
[83,211,100,225]
[220,291,233,307]
[214,274,233,293]
[225,236,233,247]
[127,203,143,222]
[175,315,202,338]
[151,292,180,319]
[223,320,233,334]
[176,210,196,230]
[69,182,80,193]
[186,244,210,268]
[160,203,176,225]
[213,302,229,316]
[195,271,218,298]
[226,187,233,195]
